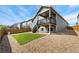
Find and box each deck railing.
[38,18,56,25]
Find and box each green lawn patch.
[12,33,45,45]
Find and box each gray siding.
[56,15,68,32]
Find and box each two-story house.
[10,6,68,34]
[31,6,68,34]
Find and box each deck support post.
[37,15,39,32]
[49,7,51,35]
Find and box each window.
[41,28,44,31]
[51,28,53,31]
[48,28,53,31]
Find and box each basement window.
[41,28,44,31]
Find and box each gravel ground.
[1,30,79,53]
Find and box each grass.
[12,33,45,45]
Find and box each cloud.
[68,5,79,12]
[63,11,79,26]
[17,6,30,18]
[0,6,22,22]
[0,5,40,25]
[0,6,30,25]
[0,7,19,25]
[68,5,78,8]
[63,11,78,20]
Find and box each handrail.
[32,17,56,31]
[38,18,56,25]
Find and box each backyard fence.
[72,25,79,31]
[66,27,74,30]
[6,27,31,34]
[0,27,31,42]
[0,29,6,42]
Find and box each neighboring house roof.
[32,6,68,25]
[19,19,32,24]
[10,19,32,27]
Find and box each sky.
[0,5,79,26]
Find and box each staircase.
[32,18,56,33]
[31,20,40,33]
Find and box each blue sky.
[0,5,79,26]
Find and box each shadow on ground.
[0,35,12,53]
[55,28,78,36]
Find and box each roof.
[10,19,32,27]
[32,6,50,22]
[32,6,68,25]
[19,19,32,24]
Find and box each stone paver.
[21,34,79,53]
[1,30,79,53]
[8,35,21,53]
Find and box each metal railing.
[38,18,56,25]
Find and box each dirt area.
[0,29,79,53]
[0,35,12,53]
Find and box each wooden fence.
[67,25,79,31]
[0,27,31,42]
[66,27,74,30]
[72,25,79,31]
[6,28,31,34]
[0,29,6,42]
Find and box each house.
[10,19,32,29]
[31,6,68,33]
[10,6,68,34]
[21,19,32,28]
[11,23,21,29]
[10,23,18,29]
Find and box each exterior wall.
[12,24,17,29]
[39,8,49,14]
[17,23,20,29]
[27,21,32,27]
[38,16,45,20]
[38,26,47,33]
[22,22,26,28]
[37,16,50,25]
[56,15,68,32]
[31,17,38,29]
[51,18,56,24]
[22,21,32,28]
